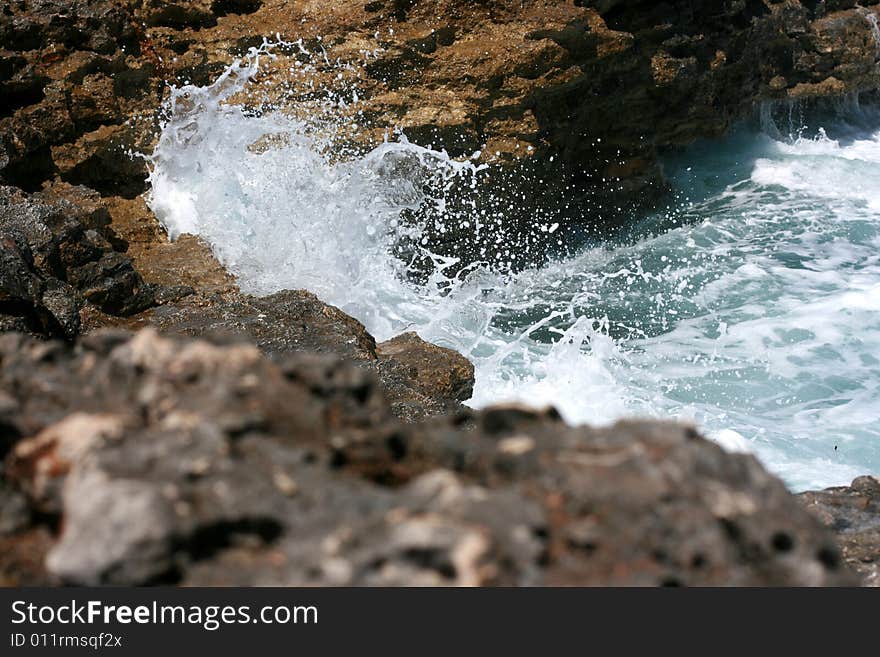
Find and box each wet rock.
[375,332,475,420]
[95,198,236,296]
[0,330,861,586]
[1,0,878,589]
[143,0,263,28]
[798,476,880,586]
[176,0,877,229]
[0,247,79,338]
[0,185,155,337]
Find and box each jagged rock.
[95,197,236,296]
[798,476,880,587]
[1,0,879,589]
[143,1,218,30]
[0,1,147,189]
[2,1,880,281]
[51,124,151,197]
[160,0,878,231]
[0,185,155,337]
[0,330,861,586]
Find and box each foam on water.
[148,45,880,491]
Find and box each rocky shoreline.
[1,1,879,585]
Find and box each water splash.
[147,41,500,346]
[147,46,880,491]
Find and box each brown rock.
[3,0,880,268]
[126,289,379,362]
[798,476,880,586]
[1,0,879,590]
[376,331,475,419]
[68,73,120,128]
[51,124,149,197]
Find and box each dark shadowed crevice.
[211,0,263,17]
[177,517,284,563]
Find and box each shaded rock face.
[136,0,879,225]
[130,289,380,362]
[0,184,155,338]
[0,1,254,195]
[353,0,880,227]
[798,476,880,587]
[0,329,860,586]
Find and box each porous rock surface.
[0,329,861,586]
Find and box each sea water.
[147,45,880,491]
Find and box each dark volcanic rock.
[0,185,155,338]
[798,476,880,587]
[0,1,155,193]
[1,0,878,589]
[0,330,860,586]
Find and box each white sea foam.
[147,45,880,491]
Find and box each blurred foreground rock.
[0,329,864,586]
